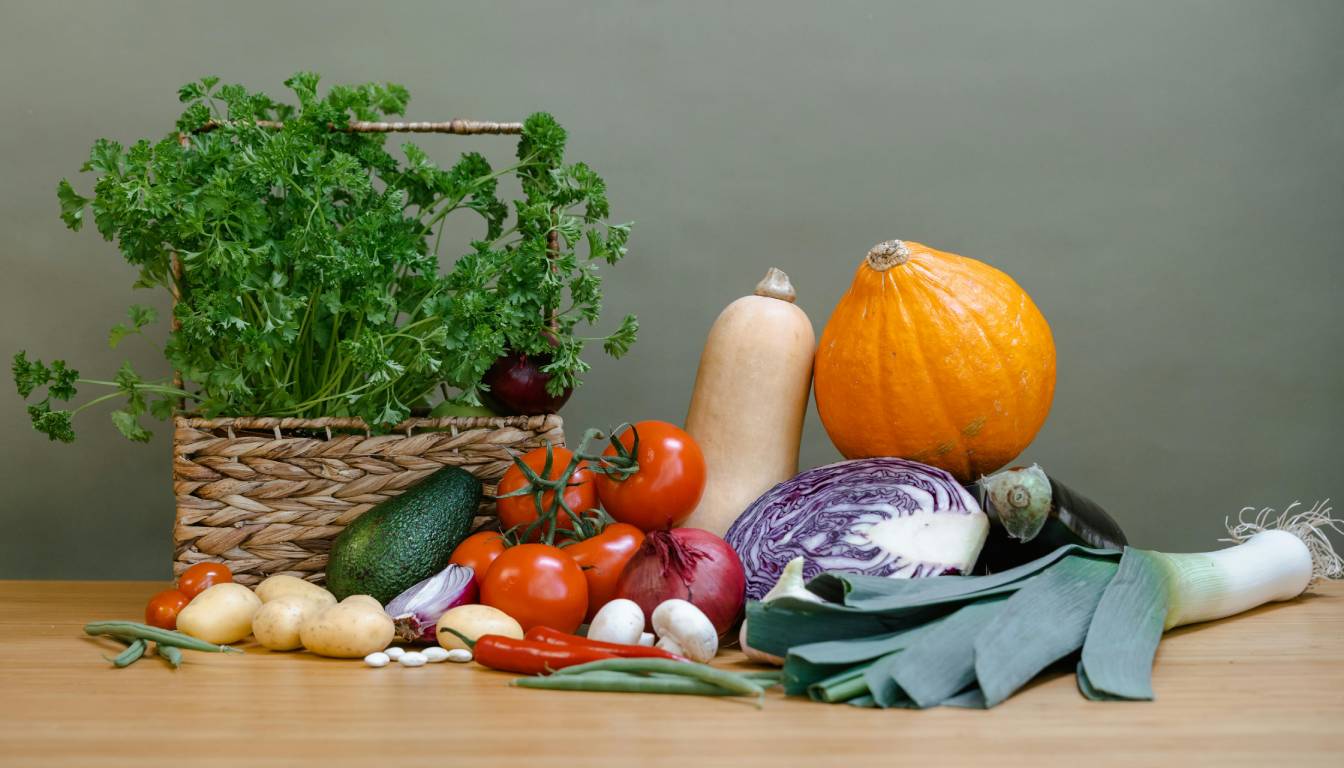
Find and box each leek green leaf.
[810,544,1115,612]
[861,650,909,708]
[974,555,1119,707]
[891,597,1007,708]
[745,598,894,658]
[942,687,988,709]
[846,694,879,708]
[807,660,876,703]
[1078,547,1170,700]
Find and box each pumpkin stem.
[866,240,911,271]
[754,267,797,303]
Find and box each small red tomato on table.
[144,589,190,630]
[177,562,233,600]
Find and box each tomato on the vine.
[496,446,597,541]
[449,531,508,581]
[177,562,232,599]
[480,543,588,633]
[566,523,645,621]
[144,589,190,630]
[594,421,706,531]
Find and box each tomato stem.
[501,424,642,546]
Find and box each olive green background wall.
[2,1,1340,578]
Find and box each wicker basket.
[172,415,564,586]
[167,117,567,586]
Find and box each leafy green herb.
[14,73,634,442]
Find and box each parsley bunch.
[14,73,636,442]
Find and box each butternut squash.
[683,268,815,536]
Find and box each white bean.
[398,651,427,667]
[446,648,473,663]
[364,652,390,668]
[385,646,406,660]
[422,647,450,663]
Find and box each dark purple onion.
[724,457,989,600]
[480,349,572,415]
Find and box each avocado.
[325,465,481,604]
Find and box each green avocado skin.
[324,465,482,604]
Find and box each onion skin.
[480,350,572,415]
[613,528,746,639]
[385,564,479,643]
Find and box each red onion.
[613,528,746,639]
[385,564,478,643]
[481,349,572,415]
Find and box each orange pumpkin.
[813,239,1055,482]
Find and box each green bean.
[84,621,242,654]
[742,670,784,686]
[513,671,739,696]
[550,657,765,699]
[155,643,183,669]
[105,638,147,668]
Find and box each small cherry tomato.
[594,421,707,531]
[144,589,190,630]
[177,562,233,600]
[449,531,508,581]
[481,543,589,633]
[566,523,646,622]
[496,446,597,541]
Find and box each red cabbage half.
[724,457,989,600]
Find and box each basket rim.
[172,413,561,432]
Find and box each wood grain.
[1,581,1341,767]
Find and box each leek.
[748,501,1341,709]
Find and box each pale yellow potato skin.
[176,583,262,645]
[436,604,523,651]
[339,595,384,612]
[299,602,393,658]
[252,595,328,651]
[254,574,337,607]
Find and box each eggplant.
[972,464,1127,573]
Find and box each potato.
[252,595,328,651]
[340,594,384,612]
[255,574,336,607]
[176,582,262,645]
[436,604,523,651]
[300,602,393,658]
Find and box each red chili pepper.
[524,625,687,661]
[470,634,618,676]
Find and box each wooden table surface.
[2,581,1341,767]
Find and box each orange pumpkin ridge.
[813,239,1055,483]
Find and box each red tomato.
[144,589,190,630]
[480,543,588,633]
[594,421,707,531]
[449,531,508,581]
[496,446,597,541]
[567,523,645,622]
[177,562,233,599]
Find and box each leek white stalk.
[1154,500,1341,629]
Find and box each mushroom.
[651,599,718,663]
[586,599,644,646]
